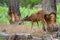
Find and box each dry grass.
[0,23,44,37]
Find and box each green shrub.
[0,4,60,25]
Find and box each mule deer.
[19,10,48,32]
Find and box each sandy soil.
[0,23,44,37]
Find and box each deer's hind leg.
[42,19,48,34]
[31,22,33,29]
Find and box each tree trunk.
[42,0,57,14]
[8,0,21,24]
[42,0,58,32]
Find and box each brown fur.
[19,10,47,31]
[44,12,56,24]
[44,12,58,32]
[19,11,58,32]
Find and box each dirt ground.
[0,23,44,37]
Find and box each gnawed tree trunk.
[8,0,21,24]
[42,0,57,14]
[42,0,58,33]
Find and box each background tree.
[42,0,57,14]
[8,0,21,24]
[42,0,58,32]
[0,0,60,7]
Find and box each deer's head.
[44,12,59,32]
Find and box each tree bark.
[9,0,20,15]
[8,0,21,24]
[41,0,58,32]
[42,0,57,14]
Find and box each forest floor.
[0,23,44,37]
[0,23,60,40]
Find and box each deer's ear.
[49,12,56,16]
[49,12,56,18]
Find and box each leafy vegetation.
[0,36,4,40]
[0,1,60,40]
[0,4,60,25]
[0,0,41,7]
[21,0,41,8]
[0,6,42,25]
[56,4,60,24]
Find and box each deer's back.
[29,10,45,22]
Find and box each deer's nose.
[19,22,22,25]
[18,21,23,25]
